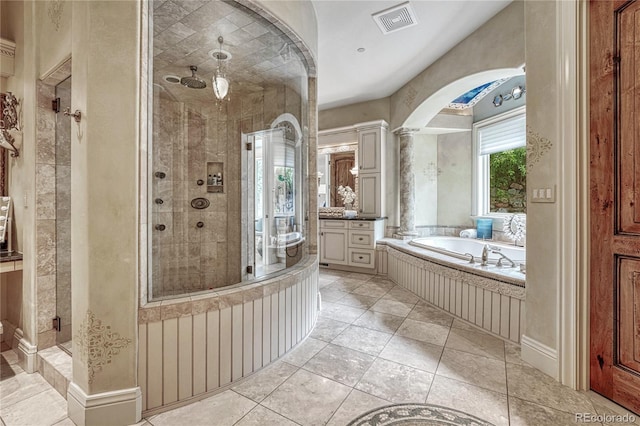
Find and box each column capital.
[393,127,420,136]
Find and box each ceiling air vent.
[372,2,418,35]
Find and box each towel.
[460,229,477,238]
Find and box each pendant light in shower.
[212,36,230,100]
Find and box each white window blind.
[478,113,526,155]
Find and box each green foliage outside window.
[489,147,526,213]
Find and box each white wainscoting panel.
[139,260,319,414]
[383,246,524,343]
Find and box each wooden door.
[330,153,355,207]
[590,0,640,414]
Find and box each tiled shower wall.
[151,86,303,298]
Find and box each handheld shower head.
[180,66,207,89]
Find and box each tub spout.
[481,245,490,266]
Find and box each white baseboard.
[521,334,558,379]
[67,382,142,426]
[16,329,37,373]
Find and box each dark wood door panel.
[613,367,640,414]
[618,3,640,233]
[591,0,640,414]
[617,258,640,372]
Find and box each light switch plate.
[530,185,556,203]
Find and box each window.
[473,106,526,215]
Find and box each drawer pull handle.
[358,256,364,260]
[359,238,363,241]
[155,224,166,231]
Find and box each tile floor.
[1,269,639,426]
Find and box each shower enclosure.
[55,76,72,352]
[149,0,310,300]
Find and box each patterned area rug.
[347,403,495,426]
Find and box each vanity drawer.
[349,231,374,249]
[349,221,373,230]
[321,220,347,229]
[348,249,375,268]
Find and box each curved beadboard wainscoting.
[138,257,319,414]
[376,240,524,343]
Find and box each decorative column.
[67,1,141,425]
[395,128,420,237]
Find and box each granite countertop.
[0,251,23,262]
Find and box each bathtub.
[410,237,525,266]
[377,237,525,343]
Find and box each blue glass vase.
[476,218,493,240]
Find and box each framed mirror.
[317,144,357,208]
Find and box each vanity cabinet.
[357,122,387,218]
[319,219,384,270]
[319,220,348,265]
[358,127,382,173]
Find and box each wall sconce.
[493,85,526,107]
[0,92,20,157]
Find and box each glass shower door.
[246,128,294,279]
[55,76,72,353]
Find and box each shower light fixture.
[213,36,229,100]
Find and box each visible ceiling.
[152,0,308,103]
[311,0,513,110]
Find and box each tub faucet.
[481,245,490,266]
[493,250,517,268]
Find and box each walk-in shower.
[148,0,310,300]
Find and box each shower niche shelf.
[206,162,224,193]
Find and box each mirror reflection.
[317,146,357,208]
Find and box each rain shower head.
[181,66,206,89]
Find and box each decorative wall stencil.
[75,310,132,383]
[403,85,417,109]
[526,125,553,169]
[420,162,441,182]
[48,0,65,31]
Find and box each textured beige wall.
[253,0,318,63]
[413,134,438,226]
[523,0,559,350]
[36,0,71,79]
[2,0,38,346]
[437,130,473,228]
[318,97,390,130]
[391,1,525,130]
[70,0,140,394]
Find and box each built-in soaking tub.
[376,237,525,343]
[410,237,526,268]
